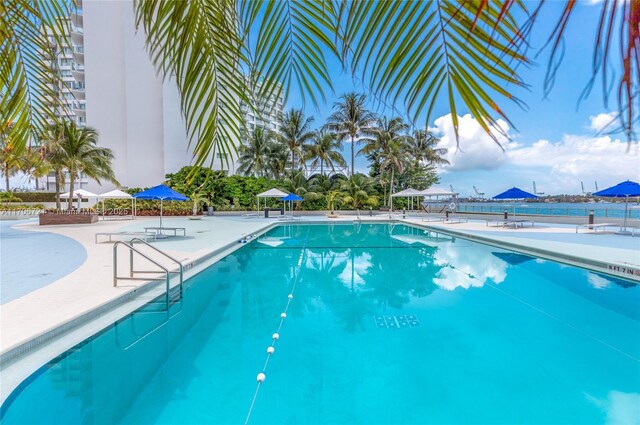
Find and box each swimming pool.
[1,223,639,424]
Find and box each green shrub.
[10,192,56,202]
[0,203,44,211]
[0,192,23,202]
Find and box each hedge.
[12,192,57,202]
[0,203,45,210]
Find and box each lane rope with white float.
[244,226,310,425]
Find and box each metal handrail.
[129,237,183,286]
[113,241,174,307]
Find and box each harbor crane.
[533,181,545,196]
[472,186,485,199]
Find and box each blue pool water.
[2,223,639,424]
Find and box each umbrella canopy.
[60,189,98,199]
[593,180,640,231]
[98,189,132,199]
[492,187,538,200]
[593,180,640,197]
[257,188,288,198]
[391,188,422,197]
[418,187,456,197]
[133,184,189,201]
[281,193,303,201]
[133,185,188,229]
[98,189,135,219]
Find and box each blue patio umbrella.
[280,193,303,217]
[492,187,538,217]
[134,184,188,229]
[594,180,640,231]
[492,187,539,200]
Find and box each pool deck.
[1,213,639,403]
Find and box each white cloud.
[589,112,618,132]
[431,113,515,172]
[432,112,640,195]
[507,134,640,184]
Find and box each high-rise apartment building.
[42,0,284,192]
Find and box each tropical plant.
[360,117,410,206]
[407,130,449,167]
[282,170,313,200]
[279,109,315,171]
[237,128,276,177]
[340,173,379,209]
[0,122,20,191]
[20,145,51,191]
[3,2,638,165]
[265,142,289,180]
[189,190,210,215]
[379,140,411,207]
[325,190,342,214]
[53,122,118,210]
[324,93,376,175]
[304,131,346,176]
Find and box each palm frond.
[0,0,69,156]
[135,0,248,169]
[338,0,530,147]
[241,0,337,110]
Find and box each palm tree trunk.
[67,169,74,210]
[55,170,61,210]
[350,135,355,176]
[291,151,295,171]
[4,166,9,191]
[389,168,395,208]
[383,183,387,207]
[320,159,324,176]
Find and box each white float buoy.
[272,333,280,340]
[257,372,266,382]
[288,294,293,299]
[280,312,287,319]
[267,346,275,354]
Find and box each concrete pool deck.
[1,213,639,403]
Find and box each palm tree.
[324,93,376,176]
[407,130,449,167]
[266,142,289,180]
[54,122,118,210]
[360,117,410,206]
[237,128,276,177]
[279,109,314,172]
[20,145,51,191]
[5,2,637,161]
[379,140,411,208]
[0,122,19,191]
[304,132,346,176]
[340,173,379,210]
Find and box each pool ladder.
[113,237,184,309]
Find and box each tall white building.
[43,0,284,193]
[81,0,195,192]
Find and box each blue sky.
[286,1,639,197]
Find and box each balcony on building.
[70,81,85,100]
[71,62,85,81]
[72,101,86,115]
[70,23,83,45]
[72,45,84,63]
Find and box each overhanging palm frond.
[338,0,529,147]
[545,0,640,140]
[241,0,338,109]
[135,0,248,168]
[0,0,69,156]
